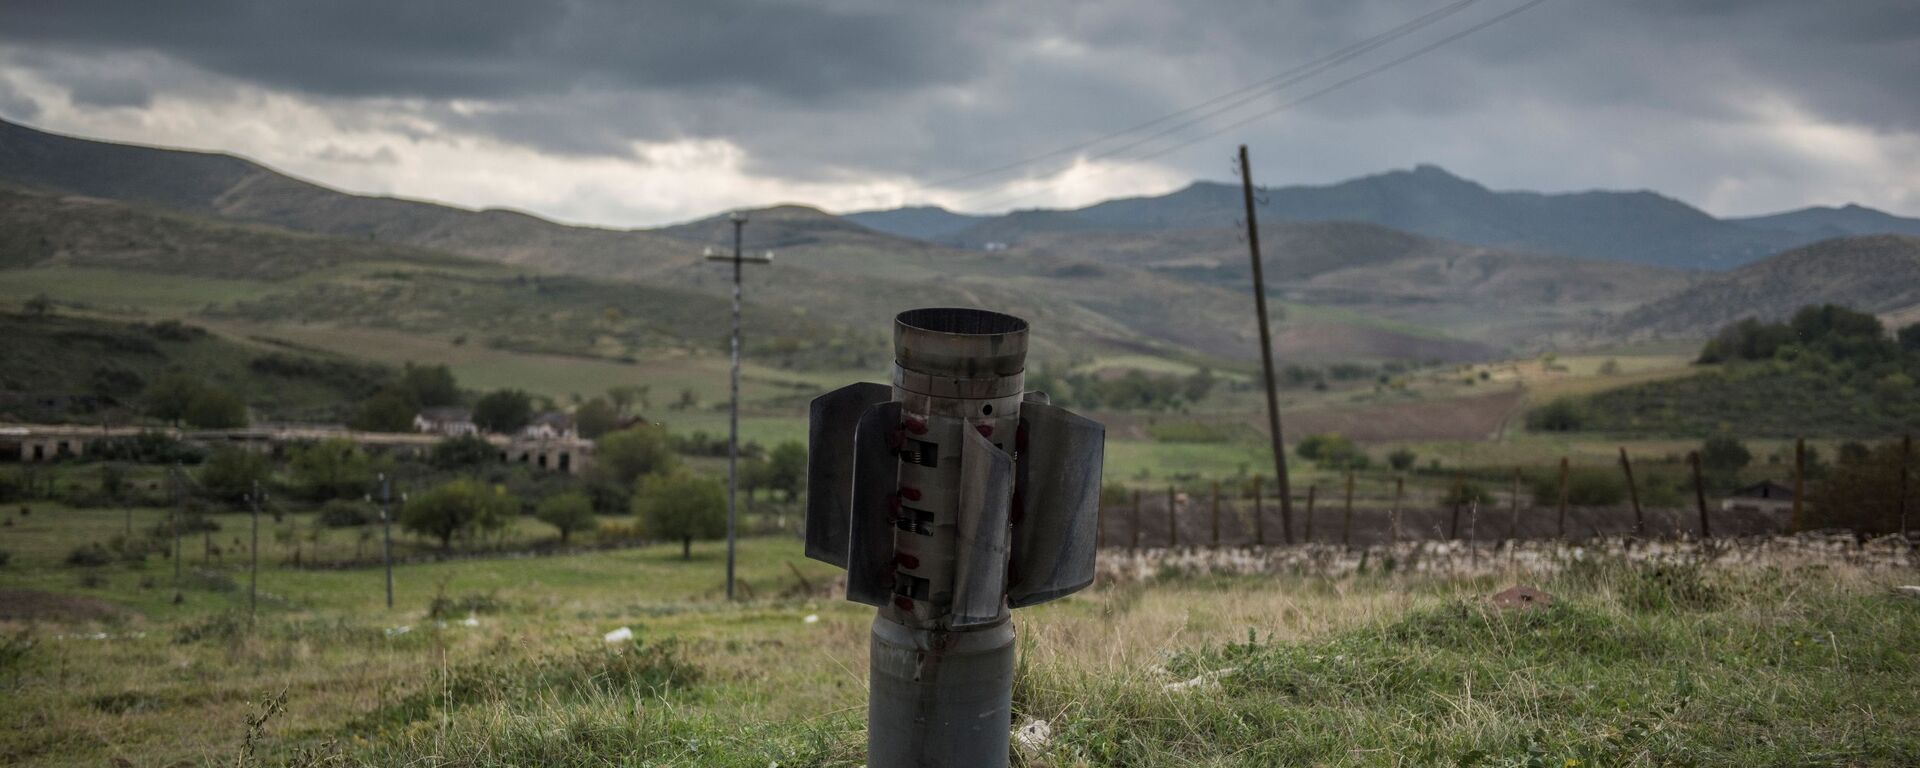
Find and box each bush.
[0,549,10,567]
[198,446,271,505]
[65,542,113,568]
[1387,448,1418,471]
[1525,397,1585,432]
[1531,468,1627,507]
[318,499,375,528]
[431,435,498,469]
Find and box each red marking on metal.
[900,486,922,501]
[904,417,928,435]
[975,424,994,438]
[896,552,920,569]
[893,595,914,611]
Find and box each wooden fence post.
[1130,489,1141,552]
[1690,451,1711,539]
[1389,476,1403,549]
[1341,470,1355,549]
[1303,485,1317,544]
[1556,457,1570,541]
[1210,480,1221,548]
[1448,474,1465,540]
[1253,475,1265,547]
[1506,467,1521,543]
[1900,434,1912,545]
[1792,438,1806,531]
[1167,486,1178,548]
[1619,446,1644,538]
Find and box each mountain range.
[3,116,1919,367]
[849,164,1920,271]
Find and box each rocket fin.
[1008,401,1105,608]
[844,401,903,607]
[804,381,891,568]
[951,426,1014,628]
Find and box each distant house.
[521,411,575,441]
[413,407,477,437]
[1720,480,1796,514]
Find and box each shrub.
[0,549,10,567]
[65,542,113,568]
[1525,397,1585,432]
[318,499,375,528]
[1387,448,1418,471]
[1531,468,1627,507]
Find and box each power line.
[958,0,1551,213]
[920,0,1482,192]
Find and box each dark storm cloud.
[0,0,1915,214]
[0,0,985,102]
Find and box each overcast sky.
[0,0,1915,227]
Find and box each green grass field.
[3,502,1916,767]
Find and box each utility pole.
[1792,438,1807,531]
[1253,475,1265,546]
[706,212,774,601]
[1238,145,1294,543]
[380,474,394,610]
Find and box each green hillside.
[1533,305,1920,438]
[0,312,389,424]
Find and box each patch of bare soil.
[0,589,136,623]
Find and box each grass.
[2,501,1916,766]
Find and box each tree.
[607,385,651,415]
[289,438,384,501]
[144,371,203,426]
[350,390,418,432]
[764,440,807,501]
[473,389,533,434]
[398,363,460,407]
[536,492,598,544]
[573,397,620,439]
[183,385,248,428]
[1699,436,1752,482]
[632,472,725,559]
[431,435,497,469]
[198,446,271,505]
[1388,448,1418,471]
[401,478,517,551]
[590,425,681,490]
[1899,322,1920,353]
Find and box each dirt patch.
[0,589,137,623]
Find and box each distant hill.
[1729,204,1920,240]
[0,118,688,277]
[1612,235,1920,338]
[842,205,987,241]
[860,165,1920,271]
[1007,220,1692,348]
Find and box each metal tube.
[726,214,743,601]
[872,308,1027,767]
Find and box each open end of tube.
[896,308,1028,337]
